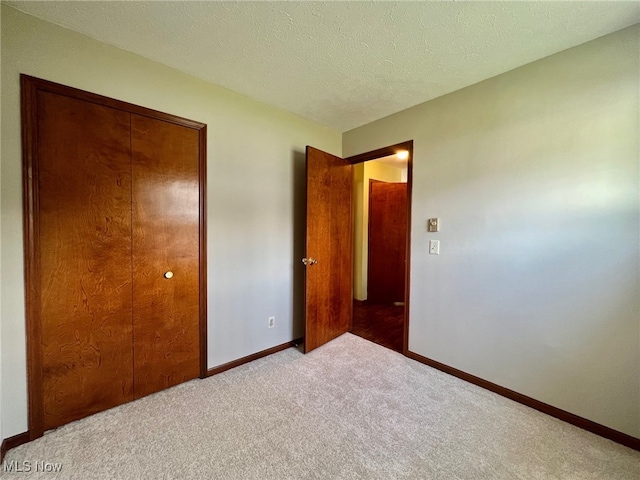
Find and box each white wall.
[353,160,406,300]
[344,25,640,437]
[0,6,341,438]
[2,5,638,443]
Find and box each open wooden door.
[304,146,353,353]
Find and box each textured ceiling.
[6,1,639,131]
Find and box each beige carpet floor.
[2,333,639,479]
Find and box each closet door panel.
[37,91,134,430]
[131,114,200,398]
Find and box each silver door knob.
[302,258,318,266]
[164,271,174,279]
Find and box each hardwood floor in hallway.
[351,300,404,353]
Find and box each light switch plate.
[429,240,440,255]
[428,218,439,232]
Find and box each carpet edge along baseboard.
[406,350,640,452]
[1,431,31,464]
[3,340,637,461]
[207,338,303,376]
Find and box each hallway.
[351,300,404,353]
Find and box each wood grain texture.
[22,75,208,438]
[351,301,404,353]
[198,126,208,379]
[131,114,201,398]
[21,75,46,439]
[37,91,134,430]
[345,141,414,165]
[20,75,205,130]
[402,142,414,355]
[304,146,353,353]
[367,181,407,303]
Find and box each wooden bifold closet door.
[22,76,207,437]
[131,115,201,399]
[37,90,135,429]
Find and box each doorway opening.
[347,142,413,354]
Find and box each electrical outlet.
[268,316,275,328]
